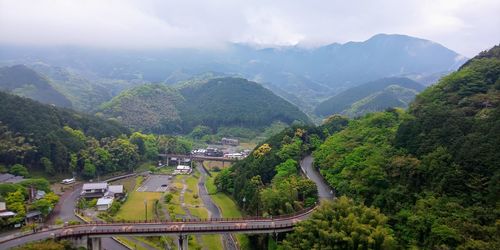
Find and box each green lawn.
[115,190,162,221]
[184,174,201,206]
[116,237,148,250]
[206,173,218,195]
[202,235,224,250]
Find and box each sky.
[0,0,499,57]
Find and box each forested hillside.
[0,65,72,108]
[315,77,424,117]
[0,91,191,179]
[99,84,184,133]
[0,91,127,173]
[100,77,311,134]
[213,116,348,247]
[179,78,311,132]
[283,45,500,249]
[30,63,138,112]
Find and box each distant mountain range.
[0,65,72,108]
[0,34,466,113]
[98,77,311,133]
[315,77,425,117]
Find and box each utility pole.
[144,199,148,221]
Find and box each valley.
[0,4,498,249]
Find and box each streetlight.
[144,199,148,221]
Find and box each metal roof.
[97,197,114,206]
[82,183,108,190]
[108,185,123,194]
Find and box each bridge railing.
[78,206,315,226]
[54,221,296,238]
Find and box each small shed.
[96,197,114,211]
[35,190,46,200]
[25,210,42,223]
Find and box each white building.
[96,196,114,211]
[174,165,192,175]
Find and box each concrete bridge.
[0,155,333,250]
[0,207,315,250]
[159,153,239,162]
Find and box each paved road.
[198,164,238,250]
[47,183,81,224]
[300,155,335,200]
[47,181,129,250]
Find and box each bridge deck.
[158,154,239,162]
[0,208,314,249]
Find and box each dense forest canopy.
[100,77,311,134]
[214,116,348,228]
[288,45,500,249]
[0,91,191,179]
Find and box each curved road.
[300,155,335,200]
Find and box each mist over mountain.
[0,65,72,107]
[0,34,466,112]
[315,77,425,117]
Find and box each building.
[174,165,192,175]
[81,183,124,199]
[224,153,245,160]
[205,147,223,157]
[107,185,125,199]
[35,190,46,200]
[81,183,108,198]
[0,202,17,224]
[96,196,114,211]
[221,138,239,146]
[25,211,42,223]
[0,173,24,184]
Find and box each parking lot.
[136,175,171,192]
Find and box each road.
[300,155,335,200]
[198,163,238,250]
[47,182,129,250]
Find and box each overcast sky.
[1,0,499,57]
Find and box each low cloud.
[0,0,499,56]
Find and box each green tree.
[281,197,395,250]
[274,159,298,180]
[82,159,96,179]
[9,164,29,177]
[5,189,26,223]
[40,157,55,175]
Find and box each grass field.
[115,188,162,221]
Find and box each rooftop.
[0,211,16,217]
[108,185,123,194]
[82,183,108,190]
[176,165,191,170]
[97,197,114,206]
